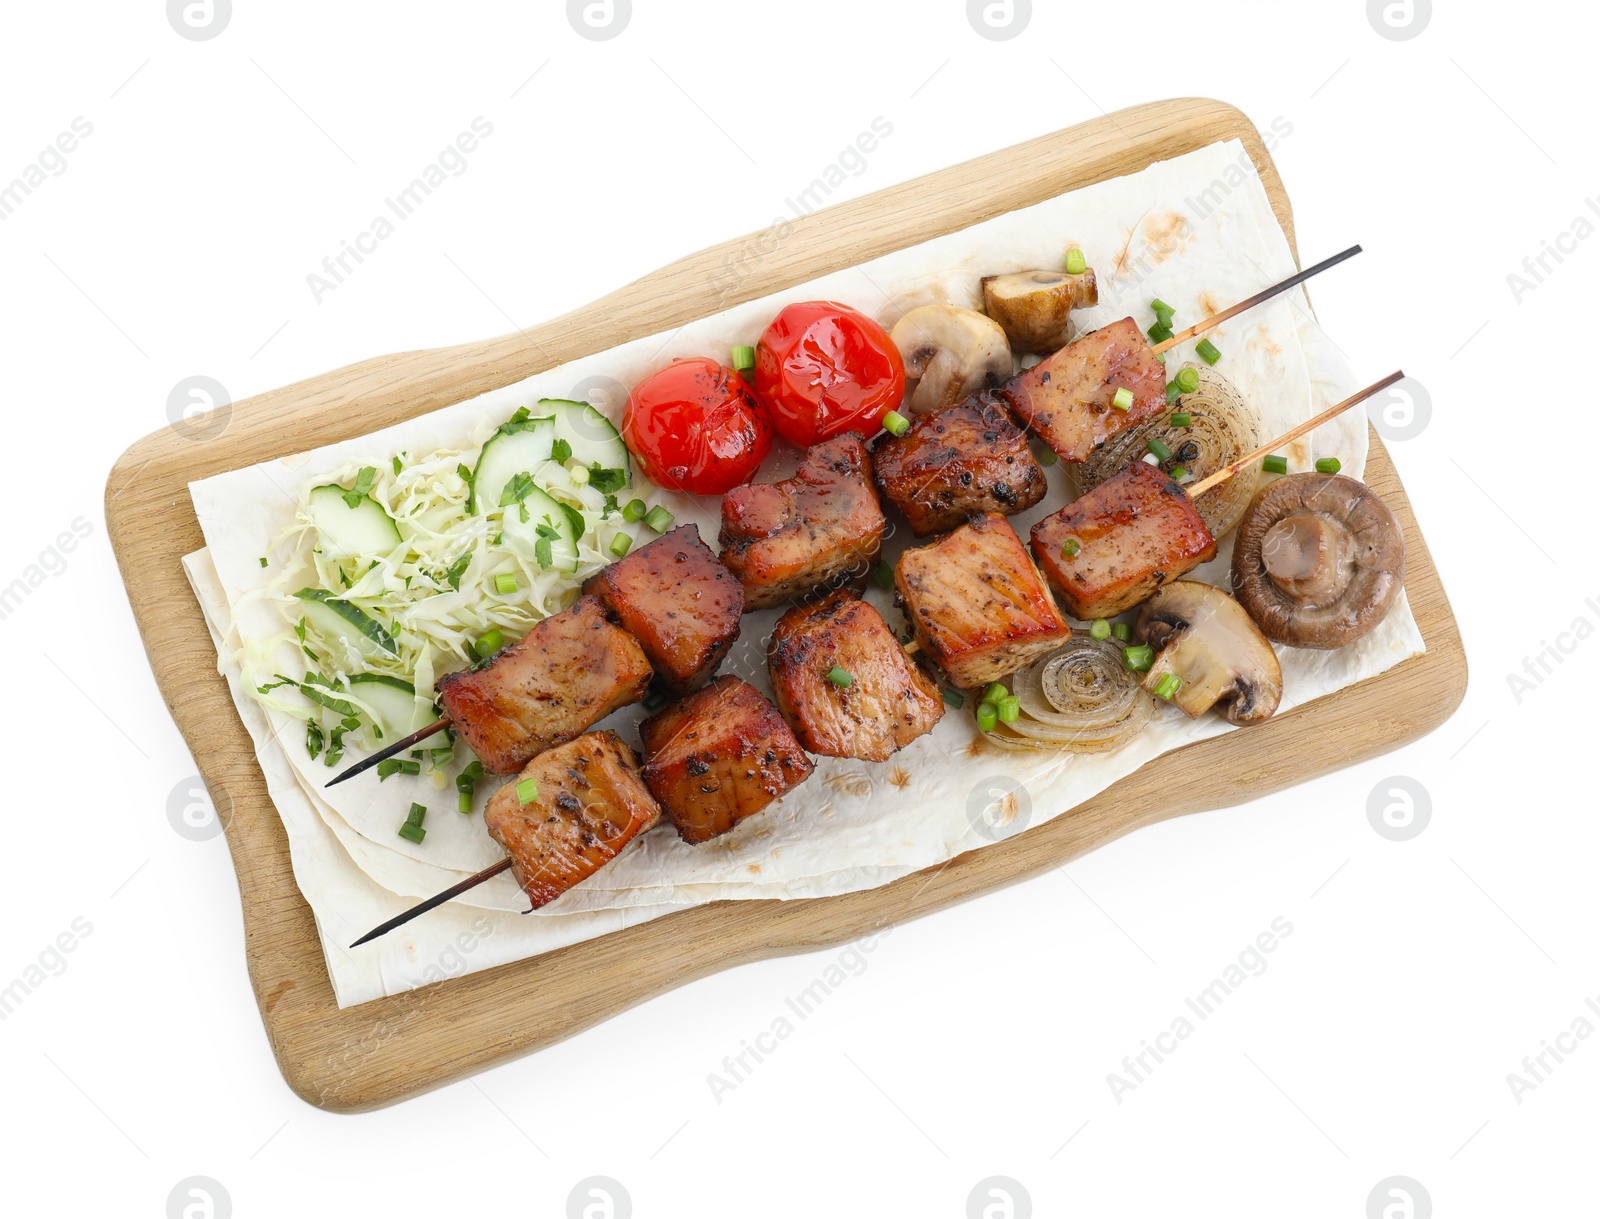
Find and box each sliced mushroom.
[980,268,1099,354]
[889,305,1013,415]
[1231,473,1405,649]
[1135,581,1282,725]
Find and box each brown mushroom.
[1135,581,1282,725]
[980,268,1098,354]
[1230,473,1404,649]
[889,305,1013,415]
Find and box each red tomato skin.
[753,301,906,447]
[621,358,774,495]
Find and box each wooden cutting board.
[105,98,1467,1112]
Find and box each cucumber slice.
[542,398,631,486]
[471,416,554,512]
[501,483,580,572]
[346,673,448,749]
[294,588,399,661]
[308,484,402,560]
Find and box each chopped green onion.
[493,572,518,595]
[872,561,894,591]
[1112,387,1134,412]
[1090,619,1111,640]
[976,701,999,733]
[942,687,964,708]
[826,666,853,688]
[1196,338,1221,366]
[1170,412,1192,427]
[258,556,268,568]
[1166,380,1182,406]
[1034,445,1058,467]
[1122,645,1155,672]
[551,437,573,463]
[643,506,674,534]
[476,628,504,657]
[882,410,911,437]
[1112,622,1132,643]
[982,682,1009,706]
[516,779,539,804]
[1263,454,1289,475]
[1152,673,1183,700]
[1147,437,1173,461]
[569,465,591,486]
[1151,296,1174,313]
[1147,322,1174,345]
[608,532,633,559]
[622,498,648,523]
[731,344,756,374]
[1155,352,1168,365]
[377,758,403,781]
[1061,536,1081,559]
[458,790,473,813]
[399,802,427,842]
[1175,367,1200,394]
[997,695,1021,723]
[398,759,421,776]
[1065,246,1087,275]
[1315,457,1342,475]
[1170,466,1189,482]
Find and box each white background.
[1,1,1591,1215]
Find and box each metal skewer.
[1150,244,1363,356]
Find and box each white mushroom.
[981,268,1099,354]
[889,305,1013,415]
[1134,581,1282,725]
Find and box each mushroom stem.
[1186,370,1404,499]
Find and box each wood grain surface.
[105,98,1467,1112]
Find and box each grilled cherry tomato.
[621,358,773,495]
[753,301,906,447]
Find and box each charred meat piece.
[768,589,945,761]
[718,434,885,610]
[996,317,1168,463]
[1031,460,1216,620]
[872,395,1046,536]
[894,513,1070,689]
[484,730,661,908]
[436,595,652,774]
[640,675,814,844]
[582,524,742,694]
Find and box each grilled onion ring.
[979,634,1154,753]
[1073,363,1260,540]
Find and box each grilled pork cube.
[768,589,944,761]
[895,512,1070,689]
[872,396,1047,536]
[582,524,742,694]
[1031,461,1216,620]
[436,595,651,774]
[640,675,814,844]
[718,434,885,610]
[484,730,660,908]
[997,317,1168,463]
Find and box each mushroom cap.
[1135,581,1282,725]
[888,305,1013,416]
[980,269,1098,354]
[1231,473,1404,650]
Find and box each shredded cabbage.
[241,428,645,770]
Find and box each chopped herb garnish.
[551,437,573,463]
[588,466,628,494]
[259,556,268,568]
[443,549,472,591]
[457,462,474,485]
